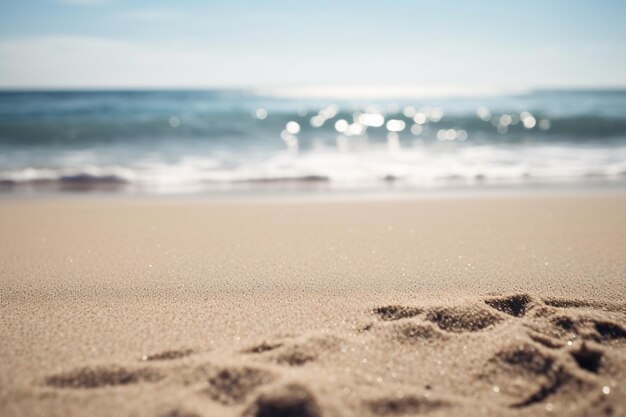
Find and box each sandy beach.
[1,193,625,417]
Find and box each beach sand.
[1,193,625,417]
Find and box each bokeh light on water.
[0,90,625,194]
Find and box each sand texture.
[1,194,625,416]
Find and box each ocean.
[1,89,625,194]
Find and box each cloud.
[0,35,289,88]
[0,35,487,89]
[0,36,215,88]
[0,34,624,90]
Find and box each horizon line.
[1,85,626,99]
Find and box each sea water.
[1,89,625,194]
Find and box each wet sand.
[1,193,625,416]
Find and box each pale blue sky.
[1,0,625,90]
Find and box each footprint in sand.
[141,348,195,362]
[543,297,626,312]
[425,305,503,333]
[373,305,423,321]
[484,293,535,317]
[549,314,626,343]
[373,300,506,333]
[241,341,284,354]
[569,342,604,374]
[244,383,322,417]
[42,293,624,416]
[243,334,342,368]
[45,365,163,389]
[161,409,202,417]
[365,394,449,416]
[201,365,276,405]
[366,294,623,413]
[483,341,589,408]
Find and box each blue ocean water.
[0,89,625,194]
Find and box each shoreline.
[1,181,626,203]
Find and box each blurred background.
[1,0,625,194]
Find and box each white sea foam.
[2,143,625,193]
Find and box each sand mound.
[425,304,503,332]
[385,320,448,344]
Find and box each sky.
[0,0,625,91]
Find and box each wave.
[3,90,626,147]
[2,144,625,193]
